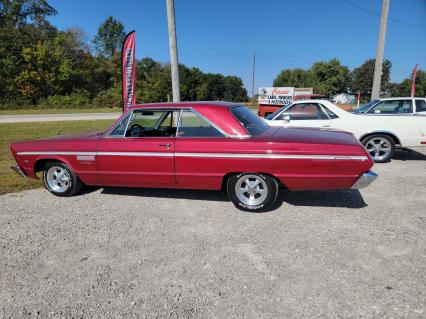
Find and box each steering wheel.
[130,124,145,137]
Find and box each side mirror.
[374,109,381,114]
[283,114,291,122]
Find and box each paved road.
[0,112,121,123]
[1,150,425,318]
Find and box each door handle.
[159,143,171,150]
[322,125,330,128]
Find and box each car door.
[96,109,178,187]
[271,103,331,128]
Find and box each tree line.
[273,58,425,101]
[0,0,248,109]
[1,1,424,110]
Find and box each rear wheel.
[361,134,395,163]
[43,162,82,197]
[227,173,278,212]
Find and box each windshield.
[355,100,379,113]
[265,104,291,120]
[231,106,269,136]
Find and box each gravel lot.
[1,150,425,318]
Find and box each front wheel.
[361,134,395,163]
[43,162,83,197]
[227,173,279,212]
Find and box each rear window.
[231,106,268,136]
[416,99,426,112]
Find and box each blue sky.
[49,0,426,95]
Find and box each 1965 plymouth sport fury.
[10,102,377,212]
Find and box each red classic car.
[10,102,377,212]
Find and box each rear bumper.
[10,165,26,177]
[351,171,377,189]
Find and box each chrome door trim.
[16,151,368,161]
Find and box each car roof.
[378,97,421,100]
[129,101,240,110]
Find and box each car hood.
[262,126,360,146]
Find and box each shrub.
[37,90,91,109]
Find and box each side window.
[109,113,130,137]
[279,103,328,120]
[321,105,339,119]
[178,111,224,137]
[415,100,426,112]
[370,100,413,114]
[125,110,179,137]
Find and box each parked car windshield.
[355,100,379,113]
[231,106,269,136]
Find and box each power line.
[340,0,426,29]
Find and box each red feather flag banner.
[122,31,136,112]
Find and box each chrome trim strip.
[17,151,173,157]
[17,151,97,156]
[174,153,368,160]
[97,152,173,157]
[17,151,368,161]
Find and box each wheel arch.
[359,130,401,146]
[33,156,75,176]
[221,172,286,191]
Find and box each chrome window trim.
[105,110,132,138]
[318,103,339,120]
[271,103,293,121]
[229,105,269,137]
[107,108,181,139]
[273,103,330,121]
[183,108,230,138]
[105,107,231,139]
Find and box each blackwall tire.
[43,162,82,197]
[227,173,278,212]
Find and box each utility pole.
[252,49,256,106]
[371,0,390,100]
[166,0,180,102]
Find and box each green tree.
[396,70,426,97]
[350,58,392,98]
[0,0,56,27]
[273,68,316,88]
[311,59,350,96]
[223,76,248,102]
[0,0,57,101]
[92,16,125,57]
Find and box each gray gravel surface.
[1,150,425,318]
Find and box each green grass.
[0,108,121,115]
[0,120,114,195]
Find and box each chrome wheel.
[235,174,268,206]
[46,166,71,193]
[365,137,392,161]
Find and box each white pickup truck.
[265,99,426,163]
